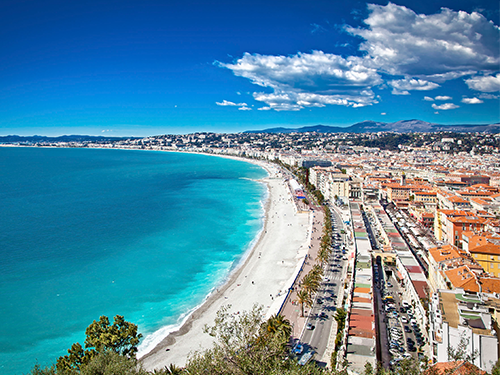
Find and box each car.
[404,326,412,333]
[306,323,314,330]
[408,345,417,352]
[387,282,393,287]
[401,317,408,323]
[319,312,328,319]
[317,298,324,304]
[293,343,304,355]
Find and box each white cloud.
[381,112,387,115]
[461,97,484,104]
[258,106,272,111]
[216,100,248,107]
[435,96,452,101]
[218,3,499,111]
[389,78,439,94]
[479,93,500,99]
[219,51,382,110]
[347,3,500,78]
[252,90,377,111]
[238,106,252,111]
[423,96,434,101]
[465,73,500,92]
[432,103,459,110]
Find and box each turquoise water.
[0,147,267,374]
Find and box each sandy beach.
[140,159,311,370]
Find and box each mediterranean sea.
[0,147,267,374]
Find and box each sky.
[0,0,499,136]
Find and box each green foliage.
[189,304,326,375]
[364,362,373,375]
[80,350,148,375]
[56,315,142,372]
[447,334,478,363]
[295,288,312,317]
[26,364,57,375]
[492,359,500,375]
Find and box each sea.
[0,147,268,374]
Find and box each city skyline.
[1,0,499,137]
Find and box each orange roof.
[414,191,437,196]
[444,265,480,292]
[427,361,486,375]
[469,243,500,256]
[479,276,500,293]
[429,244,462,263]
[449,216,486,225]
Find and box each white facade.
[430,290,498,373]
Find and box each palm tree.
[311,264,324,278]
[261,314,292,342]
[318,247,330,266]
[301,273,320,296]
[295,289,312,317]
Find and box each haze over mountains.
[1,120,500,144]
[245,120,500,134]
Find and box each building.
[462,232,500,277]
[461,175,491,186]
[429,290,498,372]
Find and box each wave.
[137,179,269,360]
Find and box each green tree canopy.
[56,315,143,372]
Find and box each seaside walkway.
[280,207,324,344]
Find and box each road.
[299,207,348,365]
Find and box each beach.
[140,159,312,370]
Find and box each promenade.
[280,207,324,339]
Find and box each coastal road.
[300,208,347,365]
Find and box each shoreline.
[140,157,311,370]
[0,145,312,370]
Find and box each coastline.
[140,157,311,370]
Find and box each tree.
[57,315,143,372]
[301,273,320,296]
[188,305,325,375]
[447,334,478,363]
[295,289,313,317]
[260,314,292,344]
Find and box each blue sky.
[0,0,498,136]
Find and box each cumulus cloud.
[479,93,500,99]
[216,100,247,107]
[238,106,252,110]
[423,96,434,101]
[218,51,382,110]
[461,97,483,104]
[435,96,452,100]
[432,103,459,110]
[389,78,439,94]
[465,73,500,92]
[347,3,500,78]
[218,3,499,111]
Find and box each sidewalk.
[280,207,324,340]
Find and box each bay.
[0,147,267,374]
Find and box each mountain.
[245,120,500,134]
[0,135,136,143]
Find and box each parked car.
[306,323,314,330]
[293,343,304,355]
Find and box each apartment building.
[429,290,498,372]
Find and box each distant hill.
[245,120,500,134]
[0,135,136,143]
